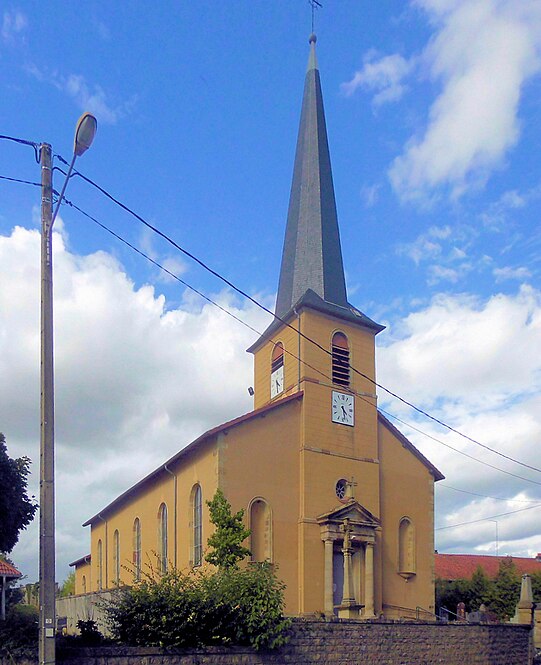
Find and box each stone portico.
[318,500,380,619]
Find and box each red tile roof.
[435,553,541,580]
[0,560,22,578]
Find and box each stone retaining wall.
[56,620,532,665]
[2,620,533,665]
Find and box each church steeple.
[275,33,348,318]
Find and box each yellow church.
[71,35,444,620]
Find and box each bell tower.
[248,34,384,452]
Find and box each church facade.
[71,36,443,620]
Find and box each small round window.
[335,479,348,501]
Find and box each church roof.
[378,411,445,481]
[275,34,348,318]
[83,391,304,526]
[247,288,384,353]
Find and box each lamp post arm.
[51,152,76,227]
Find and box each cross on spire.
[309,0,322,33]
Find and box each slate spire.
[275,34,348,318]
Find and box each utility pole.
[39,142,56,665]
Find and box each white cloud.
[493,266,532,282]
[378,286,541,555]
[26,64,133,125]
[360,183,381,207]
[390,0,541,200]
[342,52,414,106]
[1,10,27,42]
[0,224,271,580]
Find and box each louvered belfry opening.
[332,332,350,387]
[271,342,284,373]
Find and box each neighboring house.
[0,559,22,620]
[435,553,541,580]
[70,35,444,620]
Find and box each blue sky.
[1,1,541,583]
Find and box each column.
[342,543,355,605]
[364,542,375,618]
[324,538,334,617]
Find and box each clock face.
[270,365,284,398]
[332,391,354,426]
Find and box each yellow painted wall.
[253,315,302,409]
[74,303,439,620]
[74,559,91,596]
[86,436,218,592]
[217,397,302,614]
[378,419,436,618]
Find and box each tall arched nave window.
[250,498,272,562]
[158,503,168,574]
[113,529,120,585]
[192,484,203,567]
[133,517,142,582]
[331,332,350,387]
[97,539,103,591]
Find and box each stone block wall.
[52,620,532,665]
[1,619,532,665]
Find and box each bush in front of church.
[104,489,290,650]
[104,562,290,650]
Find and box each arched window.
[271,343,284,372]
[398,517,416,578]
[332,332,350,387]
[250,498,272,562]
[82,575,87,594]
[270,342,284,398]
[192,485,202,567]
[97,539,103,591]
[113,530,120,585]
[158,503,168,574]
[133,518,142,582]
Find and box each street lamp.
[39,112,97,665]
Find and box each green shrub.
[104,563,290,650]
[0,604,39,660]
[216,563,291,650]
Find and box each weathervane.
[308,0,322,34]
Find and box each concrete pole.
[39,142,56,665]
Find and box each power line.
[379,408,541,487]
[54,188,541,490]
[59,191,355,399]
[0,134,40,162]
[435,503,541,531]
[438,484,541,503]
[3,165,538,491]
[0,174,41,188]
[54,155,541,477]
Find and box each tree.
[59,571,75,597]
[467,566,493,611]
[205,489,251,569]
[490,559,521,620]
[0,434,38,554]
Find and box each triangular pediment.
[317,499,380,529]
